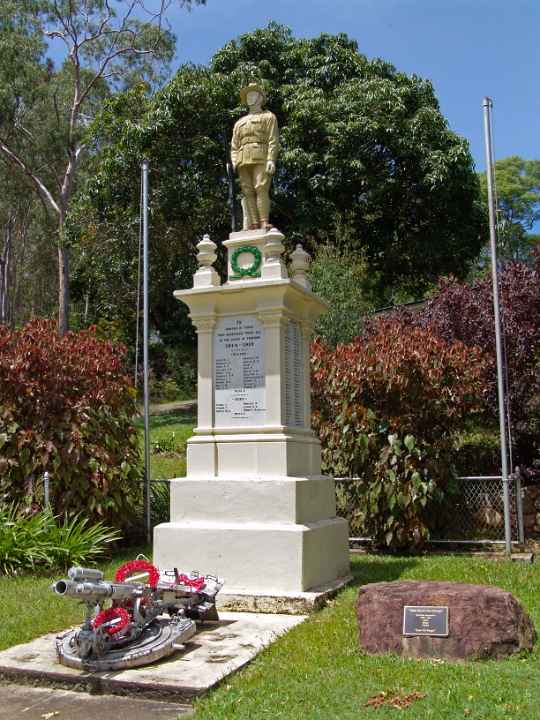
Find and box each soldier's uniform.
[231,109,279,229]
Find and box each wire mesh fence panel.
[334,475,521,543]
[430,476,520,542]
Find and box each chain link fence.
[140,476,524,543]
[335,474,524,545]
[34,473,524,545]
[429,475,524,544]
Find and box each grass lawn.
[6,412,536,717]
[135,409,196,480]
[127,408,540,718]
[1,551,538,719]
[193,554,540,720]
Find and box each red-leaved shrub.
[311,319,488,548]
[394,253,540,477]
[0,319,142,527]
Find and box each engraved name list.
[214,315,266,426]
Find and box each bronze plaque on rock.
[403,606,449,637]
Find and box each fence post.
[514,472,525,545]
[43,471,50,508]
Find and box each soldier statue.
[231,81,279,231]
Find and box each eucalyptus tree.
[0,0,206,333]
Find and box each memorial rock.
[356,580,536,660]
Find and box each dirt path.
[137,399,196,416]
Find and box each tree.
[387,252,540,475]
[0,179,56,326]
[479,156,540,262]
[70,23,486,342]
[309,245,379,346]
[0,0,206,333]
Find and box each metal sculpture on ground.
[52,559,223,671]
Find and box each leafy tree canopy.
[309,245,379,346]
[72,23,486,341]
[479,156,540,262]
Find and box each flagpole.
[142,158,151,545]
[482,98,512,555]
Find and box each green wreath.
[231,245,262,279]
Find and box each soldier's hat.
[239,81,267,106]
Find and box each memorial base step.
[169,475,337,524]
[216,573,353,614]
[153,516,349,594]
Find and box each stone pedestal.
[154,228,350,598]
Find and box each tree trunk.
[0,216,13,325]
[11,216,28,327]
[58,217,70,335]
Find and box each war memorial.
[0,80,535,706]
[153,81,351,606]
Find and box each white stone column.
[192,315,216,434]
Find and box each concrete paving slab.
[0,612,306,702]
[0,683,192,719]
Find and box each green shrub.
[148,342,170,380]
[150,482,170,525]
[151,432,179,455]
[164,345,197,398]
[141,345,196,402]
[0,507,53,573]
[453,426,501,477]
[93,318,128,346]
[149,375,184,402]
[135,344,196,404]
[0,319,143,528]
[341,434,446,547]
[0,506,120,575]
[46,513,122,569]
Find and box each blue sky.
[165,0,539,172]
